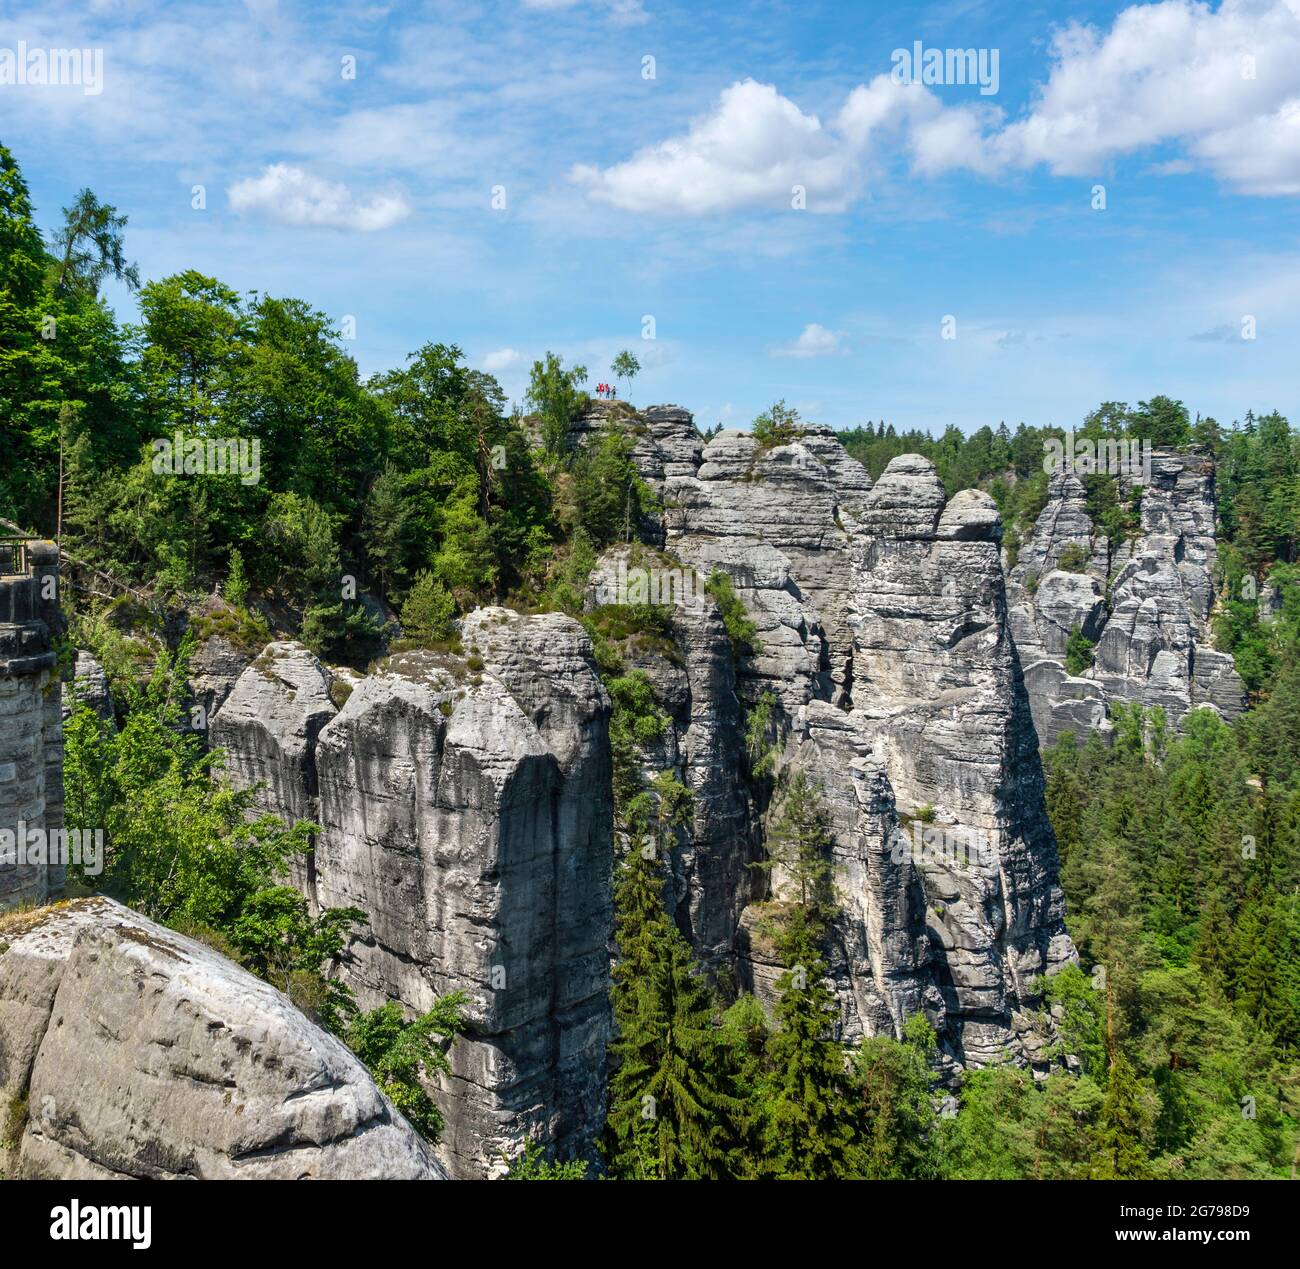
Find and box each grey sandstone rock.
[0,896,444,1179]
[590,414,1078,1072]
[585,548,754,965]
[61,651,114,724]
[214,613,613,1178]
[210,640,337,899]
[1008,448,1244,740]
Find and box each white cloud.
[482,347,522,371]
[228,164,411,231]
[572,79,864,214]
[991,0,1300,193]
[772,323,846,358]
[574,1,1300,212]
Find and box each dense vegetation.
[5,144,1299,1178]
[0,143,648,664]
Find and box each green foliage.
[226,887,365,1034]
[757,919,861,1179]
[1089,1051,1155,1179]
[223,546,249,609]
[400,570,458,644]
[48,187,140,298]
[1038,702,1300,1177]
[851,1015,940,1178]
[1042,964,1107,1078]
[705,570,759,656]
[1056,542,1090,573]
[605,669,668,824]
[757,771,836,924]
[610,350,640,388]
[1064,624,1096,675]
[751,399,802,450]
[3,144,553,656]
[62,641,369,1038]
[603,847,746,1179]
[568,430,654,547]
[527,350,588,458]
[744,689,777,779]
[936,1066,1106,1179]
[506,1142,589,1179]
[345,995,466,1143]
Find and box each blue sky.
[3,0,1298,434]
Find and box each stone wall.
[0,541,63,909]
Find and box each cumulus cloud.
[572,79,865,213]
[992,0,1300,193]
[574,0,1300,212]
[228,164,411,230]
[772,323,846,358]
[482,347,522,371]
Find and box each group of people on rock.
[595,382,618,399]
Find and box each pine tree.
[1088,1051,1152,1179]
[758,770,836,925]
[853,1014,940,1179]
[603,845,745,1179]
[758,912,862,1179]
[1192,889,1235,996]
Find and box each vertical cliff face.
[209,641,337,900]
[597,411,1076,1070]
[584,546,755,965]
[654,421,873,712]
[846,465,1074,1064]
[1007,450,1245,743]
[212,614,612,1178]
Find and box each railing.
[0,537,35,577]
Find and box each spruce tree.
[758,770,836,922]
[758,910,862,1179]
[853,1014,940,1179]
[1088,1051,1152,1179]
[604,845,744,1179]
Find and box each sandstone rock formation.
[61,650,114,725]
[1007,451,1245,743]
[187,598,258,741]
[575,412,1076,1071]
[210,640,337,898]
[205,404,1119,1167]
[584,546,754,966]
[211,613,612,1178]
[0,896,444,1179]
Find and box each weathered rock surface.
[0,897,444,1179]
[210,641,337,898]
[212,612,613,1178]
[659,424,875,711]
[61,651,114,724]
[585,547,754,964]
[846,463,1073,1064]
[1,542,62,908]
[186,599,257,739]
[1008,450,1245,741]
[584,410,1077,1071]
